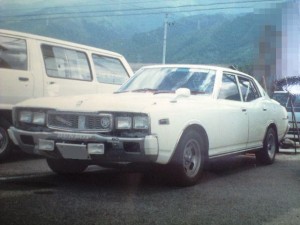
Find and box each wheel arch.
[171,123,209,163]
[265,123,278,142]
[0,109,13,128]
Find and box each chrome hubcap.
[183,139,201,178]
[267,133,276,158]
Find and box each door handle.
[19,77,29,81]
[263,107,267,111]
[242,108,247,112]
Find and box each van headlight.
[19,110,46,125]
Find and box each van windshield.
[273,92,300,112]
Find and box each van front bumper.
[8,127,159,163]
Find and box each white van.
[0,29,133,159]
[272,91,300,145]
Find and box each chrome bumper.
[8,127,159,162]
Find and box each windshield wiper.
[190,91,206,95]
[131,88,158,93]
[153,90,175,95]
[114,90,129,94]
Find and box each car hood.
[15,92,210,113]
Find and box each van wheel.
[169,129,205,186]
[46,158,88,174]
[256,127,278,165]
[0,126,13,161]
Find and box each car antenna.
[229,65,238,70]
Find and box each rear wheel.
[170,129,205,186]
[46,158,88,174]
[256,127,278,165]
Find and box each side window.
[0,35,27,70]
[41,44,92,81]
[92,54,129,85]
[218,73,241,101]
[237,76,261,102]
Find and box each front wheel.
[0,126,13,161]
[46,158,88,174]
[256,127,278,165]
[169,130,205,186]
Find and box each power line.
[0,0,285,22]
[0,6,263,22]
[1,0,284,18]
[1,0,178,13]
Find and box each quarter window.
[218,74,241,101]
[0,35,27,70]
[237,76,260,102]
[41,44,92,81]
[92,54,129,85]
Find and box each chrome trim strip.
[209,146,262,159]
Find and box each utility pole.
[162,13,168,64]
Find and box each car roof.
[273,91,288,94]
[140,64,250,77]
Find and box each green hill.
[0,11,269,73]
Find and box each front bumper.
[8,127,159,163]
[285,121,300,142]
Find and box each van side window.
[0,35,27,70]
[92,54,129,85]
[41,44,92,81]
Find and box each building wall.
[279,1,300,80]
[254,1,300,93]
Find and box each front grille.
[47,112,113,132]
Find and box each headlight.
[19,111,33,123]
[116,117,132,129]
[133,116,149,129]
[19,110,46,125]
[33,112,46,125]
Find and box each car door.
[210,73,248,156]
[0,35,33,107]
[41,44,97,97]
[236,76,268,149]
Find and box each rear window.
[92,54,129,85]
[0,35,27,70]
[41,44,92,81]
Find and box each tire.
[0,125,13,161]
[169,129,205,186]
[46,158,88,174]
[256,127,278,165]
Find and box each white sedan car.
[8,65,289,186]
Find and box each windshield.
[118,67,216,94]
[273,92,300,112]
